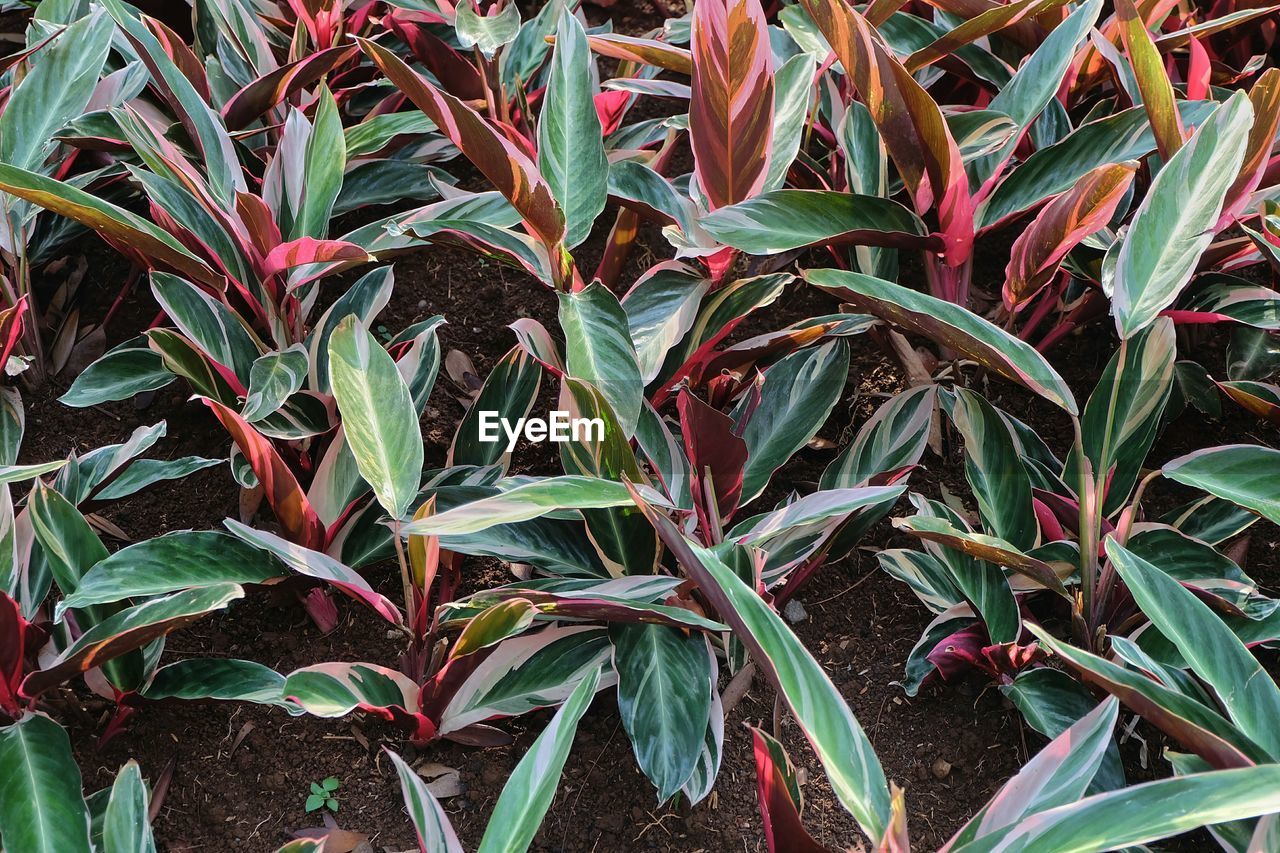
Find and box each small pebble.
[783,600,808,624]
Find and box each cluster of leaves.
[0,0,1278,850]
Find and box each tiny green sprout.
[305,776,341,813]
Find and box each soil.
[25,217,1277,853]
[7,4,1279,853]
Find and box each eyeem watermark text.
[477,411,604,452]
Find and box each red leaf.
[222,45,358,130]
[0,295,29,369]
[0,592,29,718]
[678,389,748,531]
[594,90,631,137]
[750,727,833,853]
[358,37,566,252]
[801,0,974,265]
[385,10,485,101]
[1004,161,1136,310]
[690,0,775,210]
[201,398,326,550]
[262,237,372,278]
[1218,68,1280,230]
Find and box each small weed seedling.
[305,777,340,813]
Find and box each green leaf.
[1163,444,1280,526]
[978,101,1219,227]
[1067,319,1175,513]
[284,662,418,719]
[60,346,174,408]
[764,54,817,192]
[822,385,934,489]
[948,389,1037,550]
[0,163,222,289]
[948,698,1118,849]
[1026,624,1264,767]
[734,339,849,503]
[57,532,285,616]
[1001,668,1125,794]
[632,496,890,840]
[611,625,712,802]
[102,761,156,853]
[141,659,286,706]
[305,794,323,812]
[150,272,259,385]
[243,345,309,422]
[700,190,934,255]
[449,346,542,471]
[102,0,242,205]
[0,713,91,853]
[456,1,521,58]
[0,461,65,485]
[476,667,601,853]
[295,86,344,241]
[967,0,1103,188]
[622,264,710,385]
[806,270,1076,414]
[952,766,1280,853]
[402,476,671,536]
[559,282,643,438]
[539,10,607,248]
[328,317,423,518]
[1105,93,1255,338]
[1106,539,1280,760]
[308,266,395,395]
[387,750,464,853]
[0,10,111,174]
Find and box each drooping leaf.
[22,585,245,697]
[611,625,712,802]
[57,532,284,615]
[700,190,937,255]
[1163,445,1280,527]
[386,750,464,853]
[807,270,1077,414]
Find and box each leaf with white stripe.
[630,489,890,841]
[386,750,463,853]
[539,10,607,248]
[611,624,712,801]
[0,713,91,853]
[476,667,601,853]
[1105,93,1254,338]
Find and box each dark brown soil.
[29,222,1276,852]
[12,4,1279,851]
